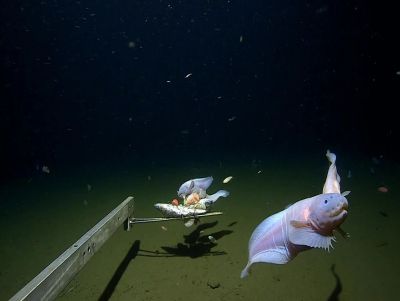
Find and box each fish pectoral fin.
[341,190,351,197]
[290,220,310,228]
[288,223,335,250]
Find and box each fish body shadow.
[327,264,342,301]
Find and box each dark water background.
[0,1,399,300]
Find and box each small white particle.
[223,176,233,184]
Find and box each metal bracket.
[128,211,223,227]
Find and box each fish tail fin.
[326,150,336,164]
[240,262,252,278]
[207,190,230,203]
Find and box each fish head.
[177,187,186,198]
[308,193,349,235]
[154,203,170,217]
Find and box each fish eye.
[324,200,328,204]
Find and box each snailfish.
[240,192,349,278]
[177,176,213,198]
[241,150,350,278]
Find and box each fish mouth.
[329,202,349,217]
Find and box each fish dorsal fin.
[288,221,335,250]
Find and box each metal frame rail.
[10,196,134,301]
[10,196,222,301]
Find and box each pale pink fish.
[240,193,349,278]
[241,150,350,278]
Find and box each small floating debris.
[208,235,217,243]
[227,116,236,122]
[257,170,262,174]
[42,166,50,174]
[87,184,92,192]
[161,226,168,231]
[372,157,380,164]
[223,176,233,184]
[378,186,388,193]
[347,170,352,178]
[185,73,192,79]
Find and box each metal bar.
[129,211,223,224]
[10,196,134,301]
